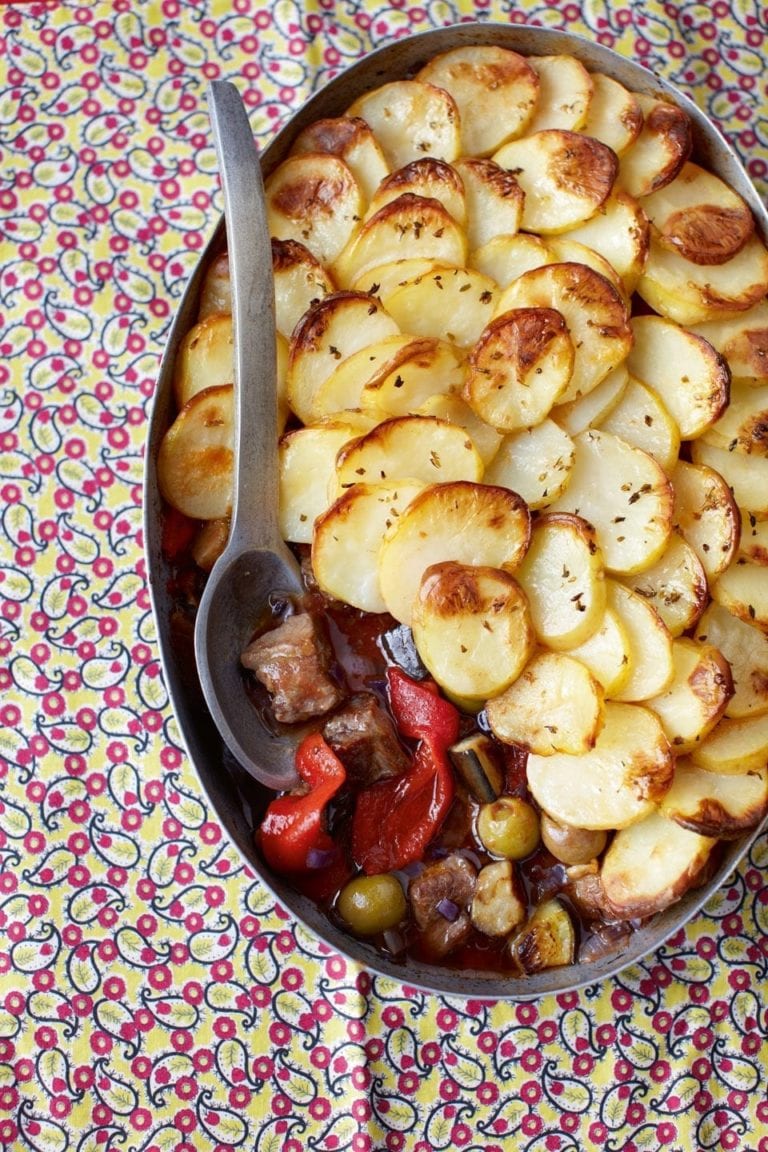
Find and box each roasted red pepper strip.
[352,670,459,874]
[259,732,346,873]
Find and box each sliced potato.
[347,79,461,168]
[671,459,740,581]
[607,580,674,701]
[464,307,574,431]
[311,334,422,419]
[552,364,628,437]
[740,514,768,565]
[601,810,714,919]
[366,158,466,225]
[712,559,768,632]
[624,531,708,637]
[312,480,424,613]
[452,157,523,249]
[417,45,539,156]
[691,711,768,775]
[359,337,466,419]
[350,256,452,300]
[580,72,643,156]
[641,161,754,265]
[191,518,228,572]
[198,251,231,319]
[378,481,531,625]
[525,55,593,132]
[688,299,768,379]
[660,759,767,838]
[471,860,527,937]
[508,898,575,975]
[526,701,673,829]
[646,638,733,753]
[384,265,497,348]
[493,130,617,234]
[265,152,362,266]
[598,375,681,474]
[335,415,483,493]
[290,115,390,203]
[549,429,674,575]
[470,232,551,287]
[486,650,604,756]
[495,262,632,404]
[415,393,502,467]
[566,606,632,696]
[482,418,574,509]
[411,562,535,707]
[637,232,768,326]
[516,514,606,651]
[695,602,768,719]
[272,238,335,341]
[174,313,233,409]
[564,186,650,295]
[286,292,400,424]
[333,194,467,288]
[279,420,365,544]
[618,92,692,198]
[157,385,233,520]
[627,314,729,439]
[700,378,768,456]
[690,438,768,520]
[544,236,627,302]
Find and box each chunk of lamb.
[323,694,409,785]
[409,854,478,957]
[241,612,344,725]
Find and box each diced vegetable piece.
[471,861,527,937]
[448,733,504,802]
[509,898,575,974]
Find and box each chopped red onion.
[436,897,460,922]
[306,847,335,869]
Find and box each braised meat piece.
[323,693,408,785]
[409,854,478,958]
[241,612,344,725]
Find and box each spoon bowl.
[193,80,303,792]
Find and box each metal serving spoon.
[194,80,303,791]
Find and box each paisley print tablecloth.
[2,1,767,1149]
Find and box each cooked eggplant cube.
[448,733,504,802]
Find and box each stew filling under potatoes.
[158,45,768,976]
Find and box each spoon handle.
[208,80,281,552]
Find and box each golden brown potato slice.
[311,334,422,419]
[486,651,604,756]
[688,300,768,379]
[579,72,643,156]
[671,459,741,581]
[312,480,424,613]
[695,602,768,719]
[495,262,632,404]
[366,158,466,225]
[660,759,767,838]
[601,811,714,919]
[384,265,497,348]
[618,92,692,198]
[526,701,673,829]
[690,438,768,520]
[378,481,531,625]
[525,55,593,132]
[347,79,461,168]
[174,313,233,409]
[544,236,627,302]
[157,385,233,520]
[411,562,535,708]
[279,419,367,543]
[415,393,502,467]
[350,256,451,299]
[464,307,574,431]
[516,514,606,651]
[333,194,467,288]
[624,531,708,637]
[359,337,466,419]
[286,291,400,424]
[641,161,754,265]
[607,580,674,701]
[549,429,674,575]
[335,414,483,492]
[482,419,574,510]
[700,378,768,456]
[712,559,768,632]
[508,898,575,975]
[290,115,390,203]
[598,375,681,474]
[272,238,335,341]
[627,314,730,439]
[564,187,650,295]
[471,861,526,937]
[198,251,231,319]
[646,638,733,754]
[265,152,362,266]
[740,514,768,565]
[566,606,632,696]
[417,45,539,156]
[691,712,768,775]
[470,232,551,287]
[452,158,524,250]
[637,232,768,326]
[493,130,617,234]
[552,364,629,437]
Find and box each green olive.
[476,796,540,860]
[336,873,407,936]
